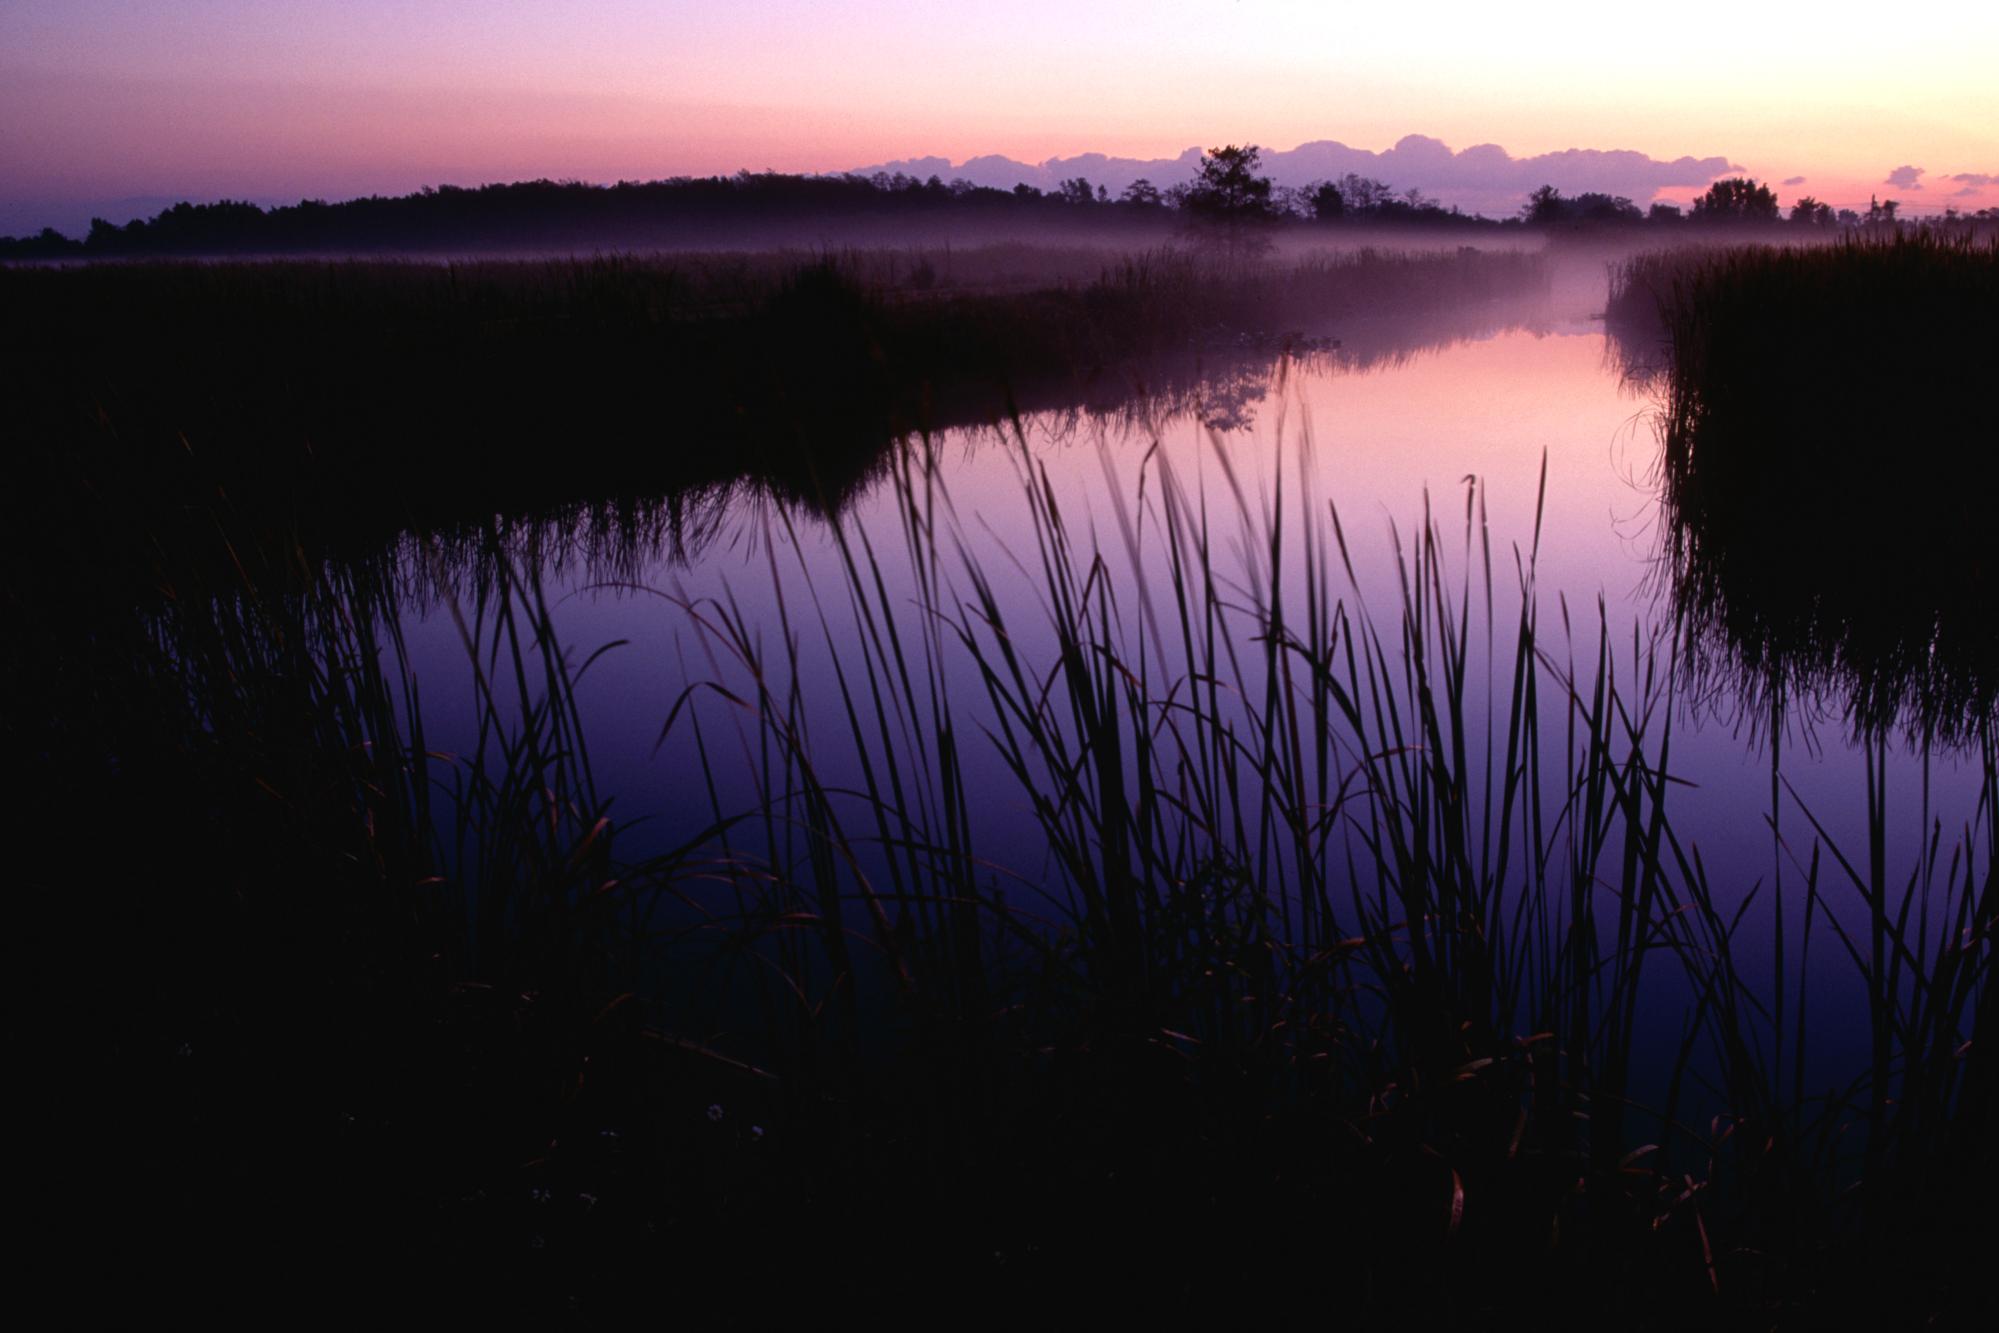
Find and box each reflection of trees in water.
[384,292,1566,597]
[16,264,1563,636]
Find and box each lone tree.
[1691,177,1780,223]
[1523,184,1567,224]
[1182,144,1277,257]
[1121,178,1162,207]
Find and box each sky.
[3,0,1995,234]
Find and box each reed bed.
[1607,231,1999,741]
[0,246,1550,605]
[11,240,1991,1322]
[19,387,1990,1321]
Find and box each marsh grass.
[11,244,1991,1321]
[21,384,1989,1320]
[1609,231,1999,741]
[1,246,1549,597]
[652,409,1990,1317]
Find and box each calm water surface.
[392,286,1986,1055]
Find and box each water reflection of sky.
[397,323,1985,1068]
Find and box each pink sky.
[3,1,1994,232]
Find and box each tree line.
[6,148,1993,259]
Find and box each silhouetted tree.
[1523,185,1640,225]
[1523,184,1567,224]
[1182,145,1277,257]
[1584,193,1640,222]
[1057,177,1097,206]
[1691,177,1780,223]
[1336,174,1395,212]
[0,225,83,257]
[1789,196,1834,226]
[1648,202,1684,222]
[1121,179,1162,206]
[1184,145,1274,220]
[1308,181,1345,221]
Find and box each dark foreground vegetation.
[0,245,1544,561]
[8,242,1993,1325]
[1609,232,1999,740]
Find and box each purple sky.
[3,1,1994,233]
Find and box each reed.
[22,394,1987,1320]
[1608,230,1999,741]
[12,241,1990,1321]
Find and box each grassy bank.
[1608,232,1999,738]
[1,246,1547,606]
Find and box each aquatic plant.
[1610,230,1999,740]
[10,242,1990,1322]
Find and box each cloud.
[1947,172,1996,188]
[1884,165,1925,190]
[854,134,1737,218]
[1782,175,1806,186]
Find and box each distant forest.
[6,155,1990,259]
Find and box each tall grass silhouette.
[10,244,1990,1321]
[1609,230,1999,740]
[29,397,1984,1319]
